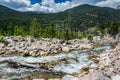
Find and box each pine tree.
[14,26,25,36]
[29,18,41,38]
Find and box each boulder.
[62,47,70,52]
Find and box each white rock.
[62,47,70,52]
[0,43,5,49]
[90,64,98,68]
[62,75,78,80]
[112,75,120,80]
[80,44,92,49]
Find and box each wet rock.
[90,64,98,69]
[72,72,79,76]
[53,58,59,63]
[81,66,89,73]
[62,75,78,80]
[92,58,99,64]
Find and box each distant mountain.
[0,4,120,31]
[116,5,120,9]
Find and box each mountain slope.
[0,4,120,31]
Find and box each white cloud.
[96,0,120,8]
[0,0,120,12]
[0,0,31,9]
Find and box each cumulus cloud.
[96,0,120,8]
[0,0,31,9]
[0,0,120,12]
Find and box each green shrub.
[0,36,8,45]
[86,33,93,40]
[21,37,26,41]
[31,38,34,42]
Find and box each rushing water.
[0,45,112,80]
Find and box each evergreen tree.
[29,18,40,38]
[14,26,25,36]
[7,23,14,36]
[108,21,119,35]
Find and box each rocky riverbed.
[62,40,120,80]
[0,36,119,80]
[0,36,95,57]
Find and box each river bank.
[0,35,119,80]
[0,35,116,57]
[62,40,120,80]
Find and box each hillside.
[0,4,120,31]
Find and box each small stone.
[81,67,89,72]
[72,72,79,76]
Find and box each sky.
[0,0,120,12]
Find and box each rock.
[78,71,111,80]
[80,44,92,49]
[112,75,120,80]
[72,72,79,76]
[82,66,89,72]
[62,75,78,80]
[97,73,111,80]
[31,53,36,57]
[90,64,98,69]
[92,58,99,64]
[63,43,67,46]
[0,43,5,48]
[7,44,14,47]
[53,50,58,54]
[6,38,13,43]
[9,50,16,54]
[40,51,48,56]
[53,58,59,63]
[0,50,6,55]
[62,47,70,52]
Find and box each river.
[0,43,112,80]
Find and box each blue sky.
[31,0,71,4]
[0,0,120,12]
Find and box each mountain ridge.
[0,4,120,31]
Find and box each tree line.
[0,18,119,40]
